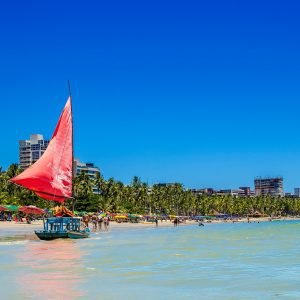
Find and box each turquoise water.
[1,221,300,299]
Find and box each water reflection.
[17,240,85,299]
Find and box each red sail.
[10,98,73,203]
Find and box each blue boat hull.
[68,230,90,239]
[35,230,69,240]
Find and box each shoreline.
[0,216,299,238]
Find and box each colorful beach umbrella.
[19,205,45,215]
[0,205,8,212]
[128,214,140,219]
[4,205,19,212]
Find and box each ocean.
[0,221,300,299]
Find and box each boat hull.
[34,218,90,240]
[35,230,69,240]
[68,230,90,239]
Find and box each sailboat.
[10,95,90,240]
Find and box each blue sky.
[0,0,300,191]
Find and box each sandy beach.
[0,219,194,235]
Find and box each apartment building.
[19,134,49,169]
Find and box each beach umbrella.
[4,205,19,212]
[19,205,45,215]
[128,214,140,219]
[0,205,8,212]
[115,215,127,219]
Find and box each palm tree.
[93,171,105,209]
[94,171,104,194]
[6,163,21,197]
[73,170,93,211]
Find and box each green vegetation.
[1,164,300,216]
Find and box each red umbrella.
[19,205,45,215]
[0,205,8,212]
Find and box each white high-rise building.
[19,134,49,169]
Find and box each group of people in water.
[82,214,110,231]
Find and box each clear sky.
[0,0,300,191]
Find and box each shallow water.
[1,221,300,299]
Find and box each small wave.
[89,237,101,240]
[0,240,29,246]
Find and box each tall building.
[294,188,300,197]
[190,187,254,197]
[254,177,284,197]
[74,159,101,194]
[19,134,49,169]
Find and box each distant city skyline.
[12,132,297,194]
[1,1,300,192]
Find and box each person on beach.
[155,218,158,227]
[82,215,89,228]
[173,218,178,227]
[103,216,108,231]
[92,214,98,231]
[98,216,103,231]
[26,215,31,224]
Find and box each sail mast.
[68,80,75,211]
